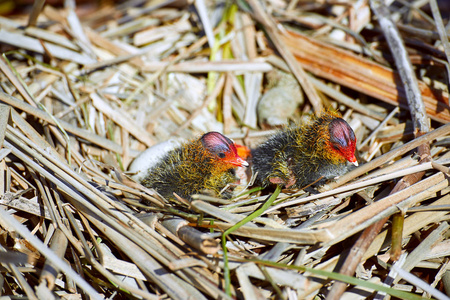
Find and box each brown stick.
[283,31,450,124]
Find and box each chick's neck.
[297,113,348,165]
[184,139,238,196]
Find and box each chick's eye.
[218,152,226,158]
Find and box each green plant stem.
[250,259,427,300]
[221,185,282,296]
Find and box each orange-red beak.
[232,144,250,167]
[228,156,249,167]
[347,154,358,166]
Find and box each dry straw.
[0,0,449,299]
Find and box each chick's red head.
[201,132,249,167]
[328,118,358,166]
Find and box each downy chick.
[141,132,248,200]
[252,111,358,189]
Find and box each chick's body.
[141,132,248,200]
[252,112,358,189]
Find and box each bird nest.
[0,0,449,299]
